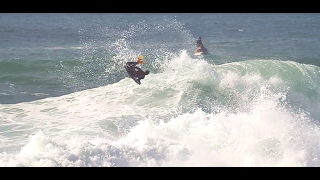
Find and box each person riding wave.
[125,55,150,84]
[196,36,203,47]
[195,36,208,54]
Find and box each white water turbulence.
[1,50,320,167]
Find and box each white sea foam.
[1,50,320,166]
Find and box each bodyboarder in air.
[124,55,150,85]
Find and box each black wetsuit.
[125,62,146,80]
[196,38,202,47]
[196,37,208,53]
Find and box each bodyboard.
[194,52,203,56]
[194,50,208,56]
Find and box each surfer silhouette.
[196,36,203,47]
[195,36,208,54]
[124,55,150,85]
